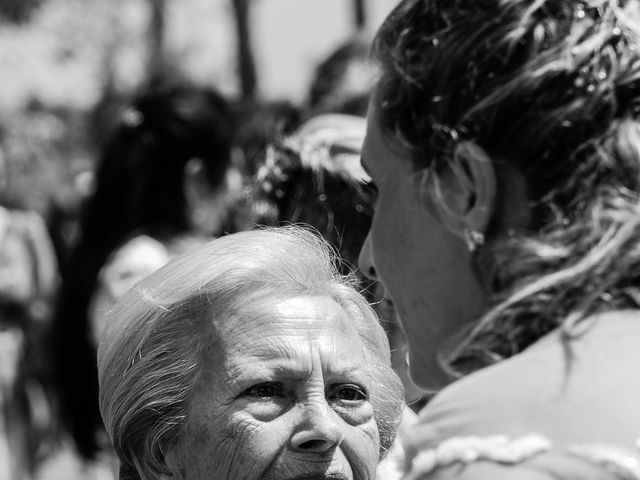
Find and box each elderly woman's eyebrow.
[226,360,369,384]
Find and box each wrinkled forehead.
[215,294,361,346]
[196,292,398,409]
[197,294,377,373]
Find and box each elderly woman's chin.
[163,448,370,480]
[254,453,366,480]
[261,450,370,480]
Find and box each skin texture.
[358,100,487,391]
[163,295,380,480]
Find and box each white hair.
[98,226,404,479]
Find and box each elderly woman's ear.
[414,140,531,242]
[156,450,182,480]
[158,459,184,480]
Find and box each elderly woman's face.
[165,295,380,480]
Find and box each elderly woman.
[97,227,404,480]
[358,0,640,478]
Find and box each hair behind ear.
[119,463,142,480]
[155,447,182,480]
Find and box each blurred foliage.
[0,0,235,223]
[0,102,93,216]
[0,0,45,24]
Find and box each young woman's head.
[359,0,640,389]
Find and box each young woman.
[358,0,640,478]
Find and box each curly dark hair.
[373,0,640,372]
[226,136,374,275]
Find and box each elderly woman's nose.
[289,400,345,454]
[358,233,378,281]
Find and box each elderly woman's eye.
[245,382,283,398]
[329,384,368,402]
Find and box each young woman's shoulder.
[402,313,640,479]
[403,435,640,480]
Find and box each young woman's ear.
[414,140,497,237]
[452,140,497,235]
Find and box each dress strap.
[405,433,551,479]
[405,434,640,479]
[567,440,640,480]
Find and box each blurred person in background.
[225,113,372,271]
[232,99,302,181]
[0,143,59,479]
[305,34,377,118]
[230,32,376,186]
[50,77,238,477]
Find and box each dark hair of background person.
[232,99,302,180]
[224,139,375,277]
[373,0,640,370]
[306,34,376,118]
[50,77,235,460]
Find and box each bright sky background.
[253,0,398,100]
[0,0,399,112]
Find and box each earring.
[464,229,485,252]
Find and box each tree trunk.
[148,0,167,80]
[231,0,257,100]
[0,0,44,24]
[353,0,366,31]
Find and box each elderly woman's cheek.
[239,398,290,423]
[333,402,380,464]
[332,400,376,428]
[188,414,273,479]
[169,424,240,479]
[224,410,290,462]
